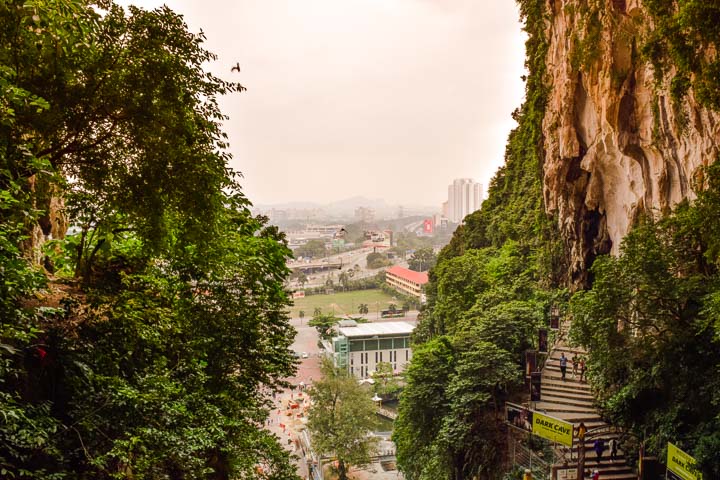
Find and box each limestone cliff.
[542,0,720,284]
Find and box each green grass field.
[288,289,402,318]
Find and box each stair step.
[538,341,635,480]
[540,389,594,402]
[534,402,596,414]
[545,365,586,375]
[553,345,587,354]
[583,461,634,473]
[542,378,592,394]
[541,385,594,397]
[535,396,594,409]
[542,373,591,385]
[548,411,603,423]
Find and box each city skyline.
[116,0,527,206]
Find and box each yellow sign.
[667,442,702,480]
[532,411,573,447]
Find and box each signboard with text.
[423,219,434,234]
[506,403,533,434]
[667,442,702,480]
[533,411,573,447]
[555,467,578,480]
[506,403,573,447]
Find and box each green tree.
[295,239,327,259]
[0,1,299,478]
[437,342,520,479]
[570,196,720,475]
[299,310,305,320]
[308,359,379,480]
[394,337,456,480]
[309,312,340,341]
[371,361,401,399]
[366,251,391,269]
[358,303,369,314]
[338,271,350,290]
[408,247,437,272]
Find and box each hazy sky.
[117,0,527,208]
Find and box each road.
[289,247,409,289]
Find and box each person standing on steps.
[591,469,600,480]
[593,438,605,462]
[579,356,587,382]
[522,468,533,480]
[572,352,579,378]
[559,353,568,381]
[609,438,618,462]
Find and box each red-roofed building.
[385,265,429,300]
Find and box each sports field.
[288,289,400,318]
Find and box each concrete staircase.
[539,344,636,480]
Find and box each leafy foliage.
[394,1,565,478]
[397,1,720,478]
[371,362,401,399]
[308,311,340,341]
[366,251,392,269]
[570,164,720,477]
[294,239,328,259]
[642,0,720,109]
[407,247,437,272]
[0,1,299,478]
[307,359,379,480]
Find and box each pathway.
[538,341,636,480]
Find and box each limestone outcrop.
[542,0,720,284]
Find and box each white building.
[446,178,483,223]
[331,321,415,379]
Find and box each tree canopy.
[307,359,379,480]
[295,239,327,259]
[570,165,720,476]
[0,1,298,478]
[393,2,561,477]
[407,247,437,272]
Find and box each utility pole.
[575,422,587,479]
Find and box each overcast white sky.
[117,0,527,208]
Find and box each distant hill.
[255,196,435,219]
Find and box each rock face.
[19,175,67,265]
[542,0,720,284]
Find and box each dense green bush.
[0,1,298,478]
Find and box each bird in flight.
[231,62,241,73]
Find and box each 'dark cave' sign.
[667,442,702,480]
[506,403,573,447]
[533,411,573,447]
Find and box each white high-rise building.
[445,178,483,223]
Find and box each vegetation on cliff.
[1,1,297,478]
[396,0,720,478]
[393,1,563,478]
[643,0,720,108]
[571,164,720,476]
